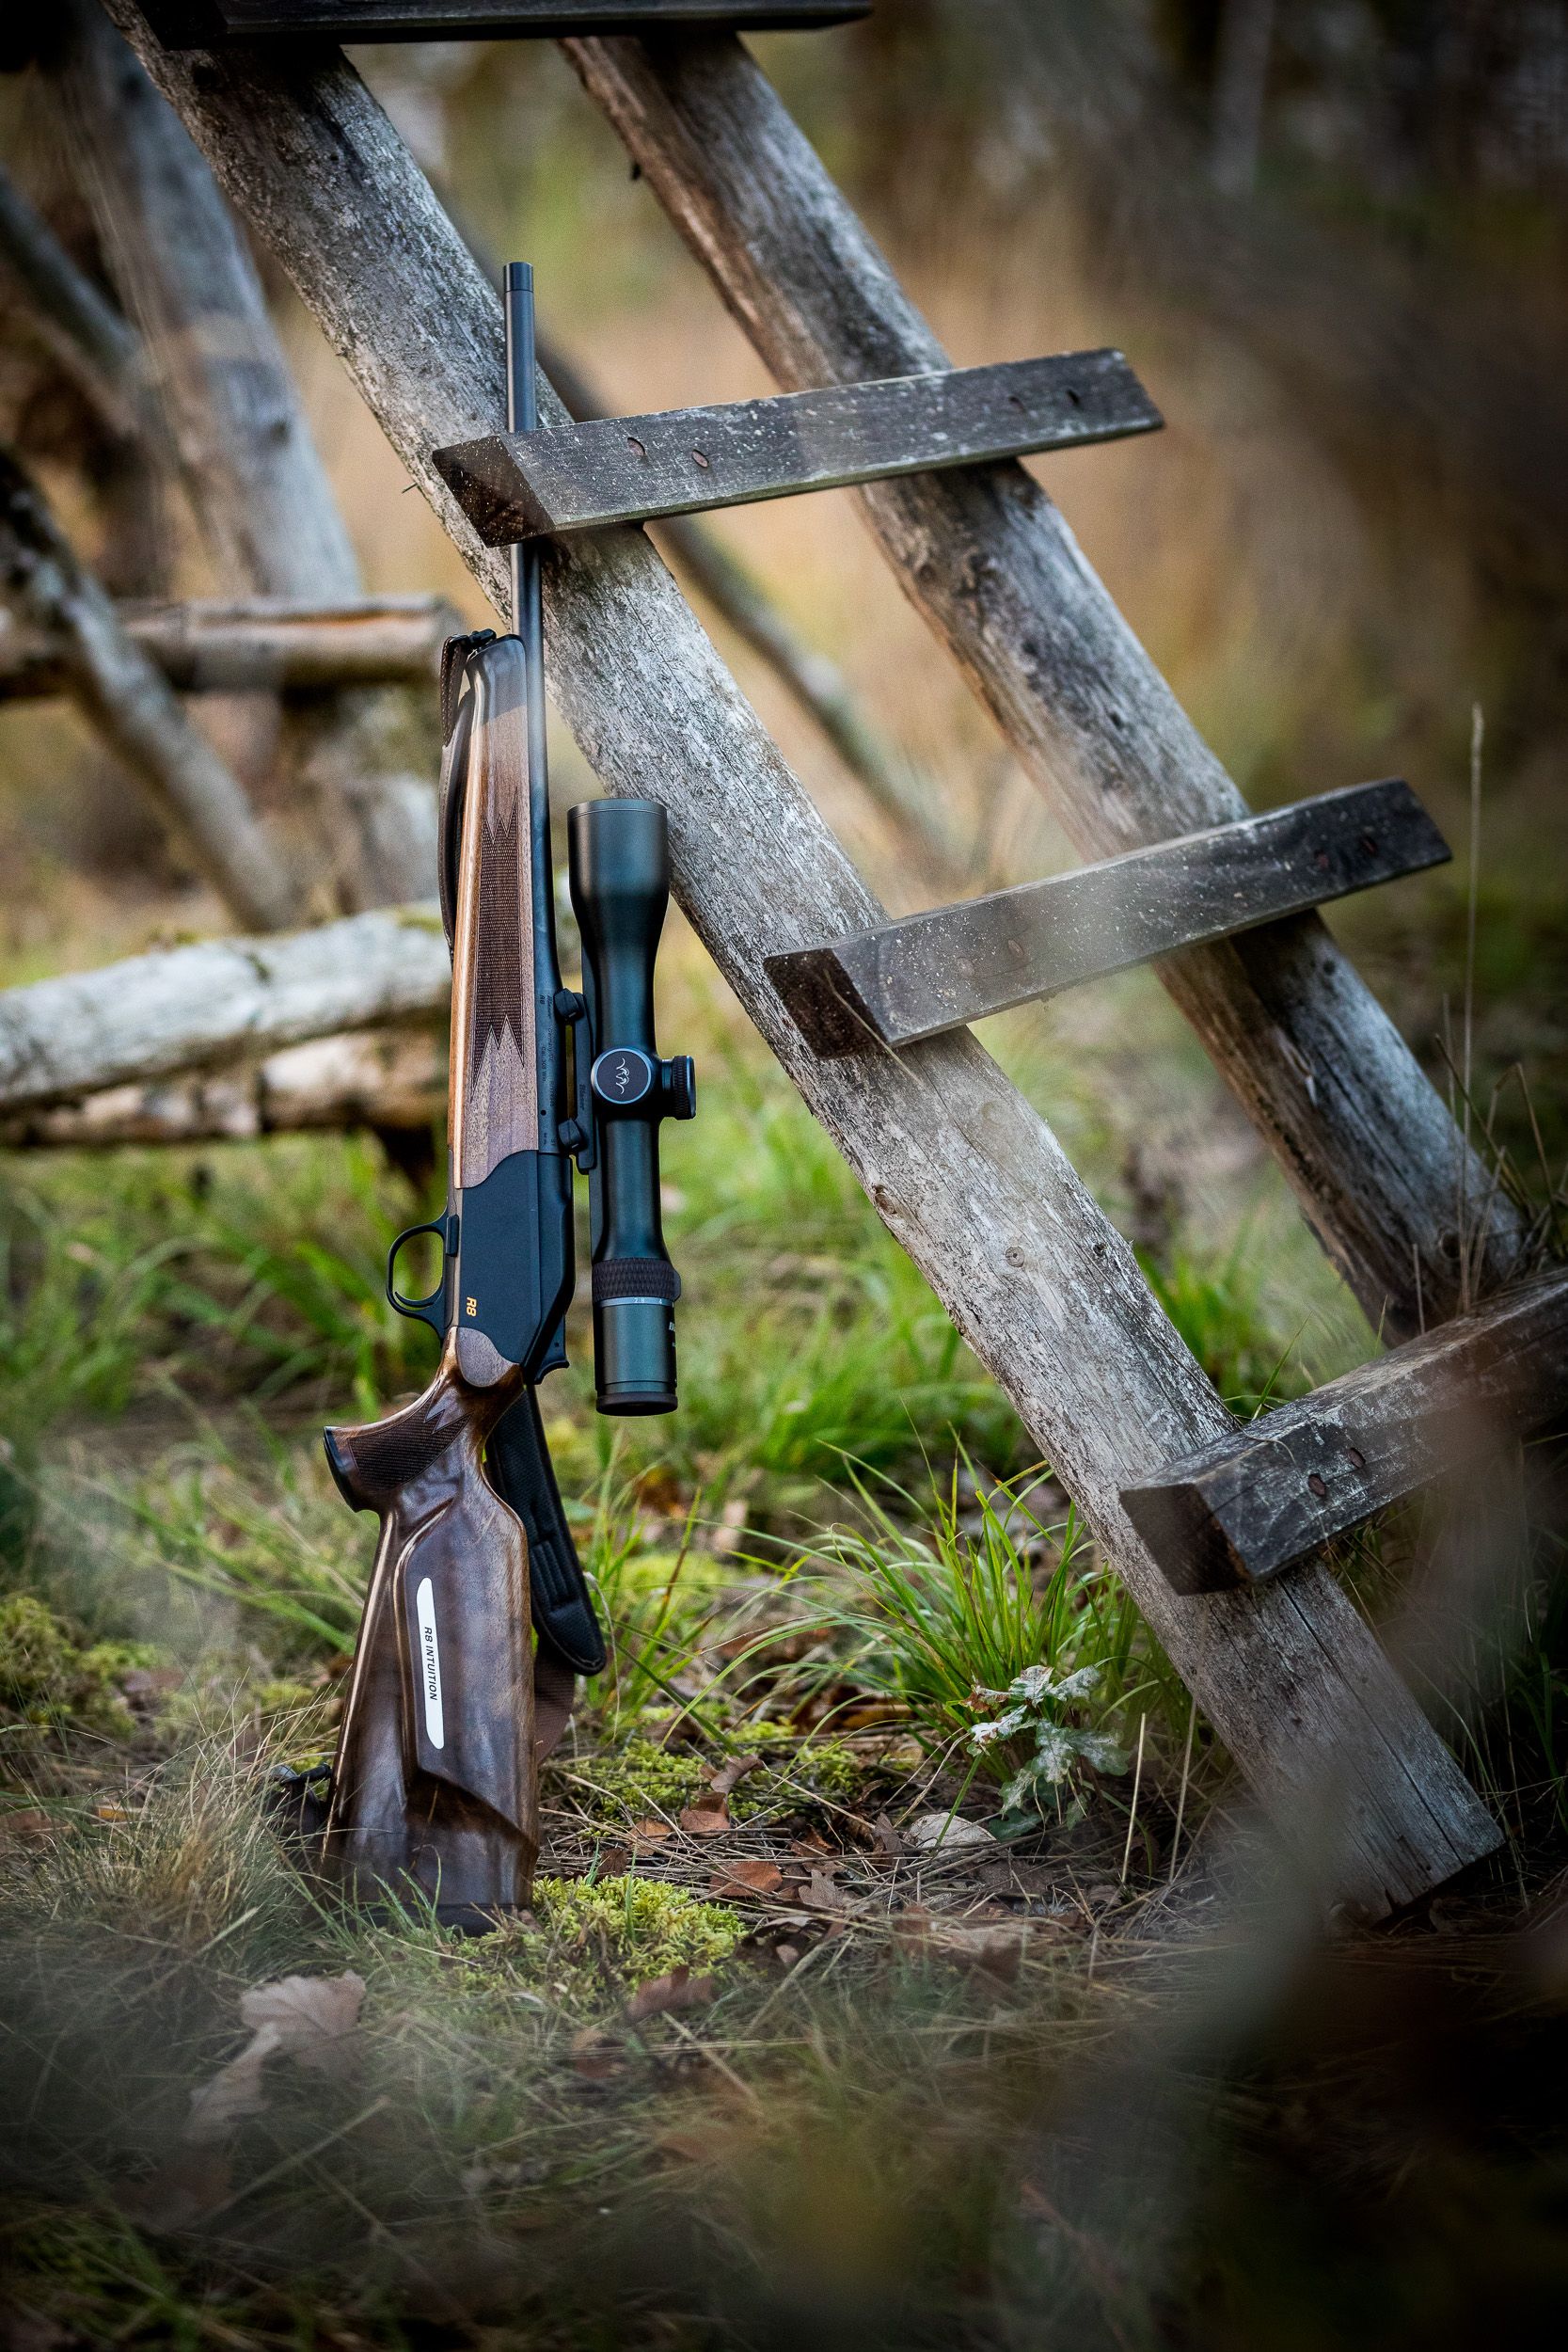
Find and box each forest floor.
[0,890,1564,2350]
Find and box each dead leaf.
[570,2025,626,2082]
[803,1870,848,1912]
[705,1753,763,1799]
[185,2025,283,2143]
[184,1971,365,2143]
[625,1965,716,2023]
[631,1818,673,1843]
[905,1812,995,1853]
[947,1927,1023,1982]
[774,1943,800,1968]
[894,1910,1023,1981]
[240,1970,364,2071]
[597,1845,633,1877]
[789,1829,835,1857]
[0,1810,56,1849]
[708,1857,784,1899]
[872,1812,903,1857]
[678,1799,730,1838]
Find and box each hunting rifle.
[320,264,694,1931]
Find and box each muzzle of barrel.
[567,799,695,1416]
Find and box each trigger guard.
[387,1219,450,1337]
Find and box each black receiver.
[566,799,695,1415]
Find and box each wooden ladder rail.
[109,1,1501,1917]
[565,32,1533,1348]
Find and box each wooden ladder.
[111,0,1568,1918]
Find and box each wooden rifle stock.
[322,1343,537,1926]
[321,617,579,1922]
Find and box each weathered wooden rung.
[137,1,867,45]
[1122,1271,1568,1596]
[765,778,1449,1058]
[0,595,458,700]
[433,350,1161,544]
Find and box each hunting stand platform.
[8,0,1565,1919]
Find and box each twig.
[1118,1713,1148,1885]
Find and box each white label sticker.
[415,1574,444,1751]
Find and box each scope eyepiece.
[567,799,694,1416]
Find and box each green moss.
[563,1734,708,1821]
[531,1873,745,1982]
[0,1594,152,1749]
[731,1737,868,1820]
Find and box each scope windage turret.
[567,799,695,1416]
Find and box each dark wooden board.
[1122,1271,1568,1595]
[433,350,1162,542]
[139,1,866,44]
[766,779,1449,1057]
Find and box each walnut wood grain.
[446,638,537,1191]
[323,1335,536,1922]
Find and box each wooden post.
[563,31,1534,1343]
[0,444,294,931]
[53,0,434,911]
[104,4,1500,1916]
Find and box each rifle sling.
[485,1386,609,1757]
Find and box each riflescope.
[566,798,695,1416]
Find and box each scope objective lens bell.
[567,799,694,1415]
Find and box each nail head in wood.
[433,350,1162,543]
[1120,1270,1568,1594]
[766,778,1449,1057]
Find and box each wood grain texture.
[768,779,1450,1056]
[446,638,538,1188]
[0,444,294,931]
[324,1335,536,1921]
[0,1026,444,1149]
[0,594,456,699]
[1124,1272,1568,1593]
[0,903,448,1113]
[542,329,963,867]
[139,0,866,40]
[54,0,433,908]
[564,30,1537,1342]
[106,1,1499,1914]
[435,351,1162,541]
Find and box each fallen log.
[0,594,458,701]
[0,445,295,932]
[1,1025,444,1148]
[0,904,447,1115]
[104,5,1501,1916]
